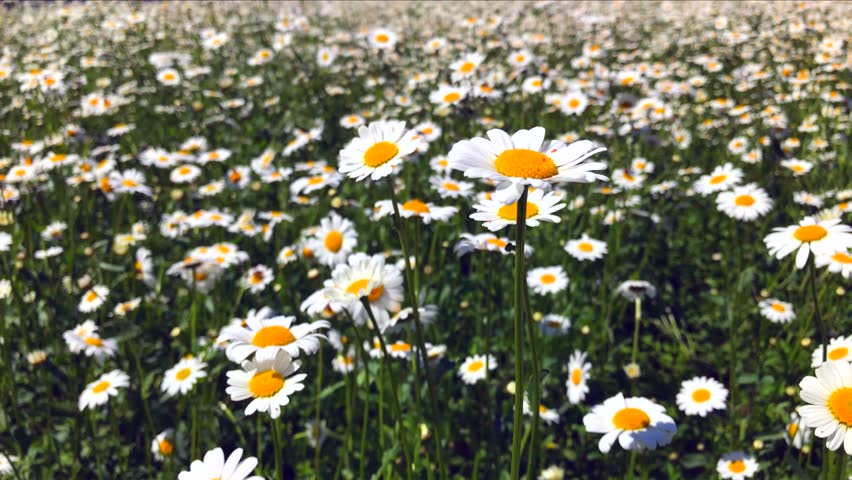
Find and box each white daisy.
[162,356,208,397]
[79,285,109,313]
[321,253,404,328]
[797,359,852,454]
[565,350,591,405]
[458,354,497,384]
[338,121,420,181]
[715,183,773,221]
[811,335,852,368]
[151,429,175,461]
[177,447,262,480]
[527,266,568,295]
[219,313,328,363]
[225,350,307,419]
[815,249,852,278]
[79,370,130,411]
[693,163,743,196]
[676,376,728,417]
[757,298,795,324]
[471,188,565,232]
[784,412,812,450]
[716,452,758,479]
[241,265,273,293]
[764,217,852,269]
[564,233,607,261]
[309,213,358,267]
[583,393,677,453]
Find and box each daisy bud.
[836,287,845,296]
[251,181,261,191]
[77,275,91,289]
[328,188,337,197]
[170,189,183,201]
[623,362,641,379]
[668,452,679,461]
[696,443,705,451]
[752,440,764,450]
[712,252,722,261]
[419,423,430,440]
[307,268,320,280]
[785,386,796,396]
[800,338,811,347]
[16,251,25,261]
[506,381,516,395]
[192,101,203,111]
[80,232,89,240]
[26,350,47,365]
[581,325,590,335]
[83,247,93,256]
[23,291,35,303]
[532,311,543,322]
[460,300,469,309]
[801,445,810,454]
[330,197,343,209]
[760,289,770,297]
[273,284,282,292]
[769,338,777,345]
[0,211,12,226]
[423,265,433,275]
[170,327,181,338]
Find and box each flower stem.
[631,297,642,365]
[313,346,323,479]
[510,186,529,480]
[385,176,447,479]
[522,282,541,479]
[626,450,637,480]
[272,417,282,480]
[807,257,827,362]
[360,297,412,479]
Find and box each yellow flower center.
[459,62,475,73]
[571,368,582,385]
[84,336,103,347]
[831,252,852,264]
[728,461,746,473]
[734,194,755,206]
[363,141,399,168]
[375,33,389,43]
[324,230,343,252]
[86,291,99,302]
[467,360,484,372]
[788,422,799,437]
[828,387,852,426]
[577,242,594,252]
[771,303,786,312]
[494,149,558,179]
[691,388,711,403]
[92,381,111,394]
[540,273,556,284]
[390,343,411,352]
[251,326,296,347]
[612,407,651,430]
[792,165,804,173]
[402,199,430,214]
[829,347,849,361]
[346,279,384,302]
[248,369,285,398]
[709,174,727,185]
[497,202,540,221]
[568,98,581,108]
[443,182,459,191]
[486,238,507,248]
[443,92,461,103]
[175,368,192,381]
[159,439,174,455]
[793,225,827,242]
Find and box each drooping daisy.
[527,266,568,295]
[241,265,273,293]
[79,285,109,312]
[583,393,677,453]
[177,447,263,480]
[764,217,852,269]
[113,297,141,317]
[162,356,207,397]
[815,249,852,278]
[321,253,404,328]
[784,412,813,449]
[716,183,773,221]
[338,121,420,181]
[448,127,606,204]
[676,376,728,417]
[565,350,591,404]
[309,213,358,267]
[716,452,758,479]
[41,221,67,241]
[79,370,130,411]
[797,359,852,454]
[693,163,743,196]
[615,280,656,300]
[523,395,560,425]
[458,354,497,384]
[219,313,328,363]
[540,313,571,335]
[471,188,565,232]
[757,298,795,324]
[225,350,306,419]
[151,429,176,462]
[811,335,852,368]
[564,233,607,261]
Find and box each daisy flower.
[41,221,67,241]
[523,395,560,425]
[780,158,813,176]
[784,412,812,450]
[170,165,202,184]
[560,91,589,116]
[527,266,568,295]
[716,452,758,479]
[151,429,175,462]
[797,359,852,454]
[368,28,397,49]
[676,376,728,417]
[564,233,607,261]
[332,353,356,374]
[764,217,852,269]
[219,313,328,363]
[448,127,606,204]
[540,314,571,335]
[611,168,645,190]
[338,121,420,181]
[309,213,358,267]
[373,199,459,224]
[63,330,118,362]
[811,335,852,368]
[449,52,485,80]
[162,356,208,397]
[815,249,852,278]
[225,350,306,419]
[113,298,141,317]
[565,350,591,404]
[429,85,468,107]
[177,447,262,480]
[615,280,656,300]
[582,393,677,453]
[79,285,109,313]
[430,175,474,199]
[693,163,743,196]
[157,68,181,86]
[757,298,795,324]
[458,354,496,384]
[715,183,773,221]
[471,188,565,232]
[79,370,130,411]
[241,265,273,293]
[321,253,404,328]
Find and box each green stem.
[360,298,412,479]
[385,176,447,479]
[807,258,827,362]
[313,347,324,479]
[510,186,529,480]
[272,418,282,480]
[627,450,637,480]
[631,297,642,365]
[522,283,541,479]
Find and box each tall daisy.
[320,253,404,328]
[151,429,176,462]
[162,356,208,397]
[458,354,497,384]
[583,393,677,453]
[225,350,306,419]
[448,127,607,204]
[565,350,591,404]
[716,183,773,221]
[79,285,109,312]
[764,217,852,269]
[338,121,420,181]
[810,335,852,368]
[177,447,263,480]
[219,313,328,363]
[797,359,852,454]
[471,188,565,232]
[676,376,728,417]
[309,212,358,267]
[79,370,130,411]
